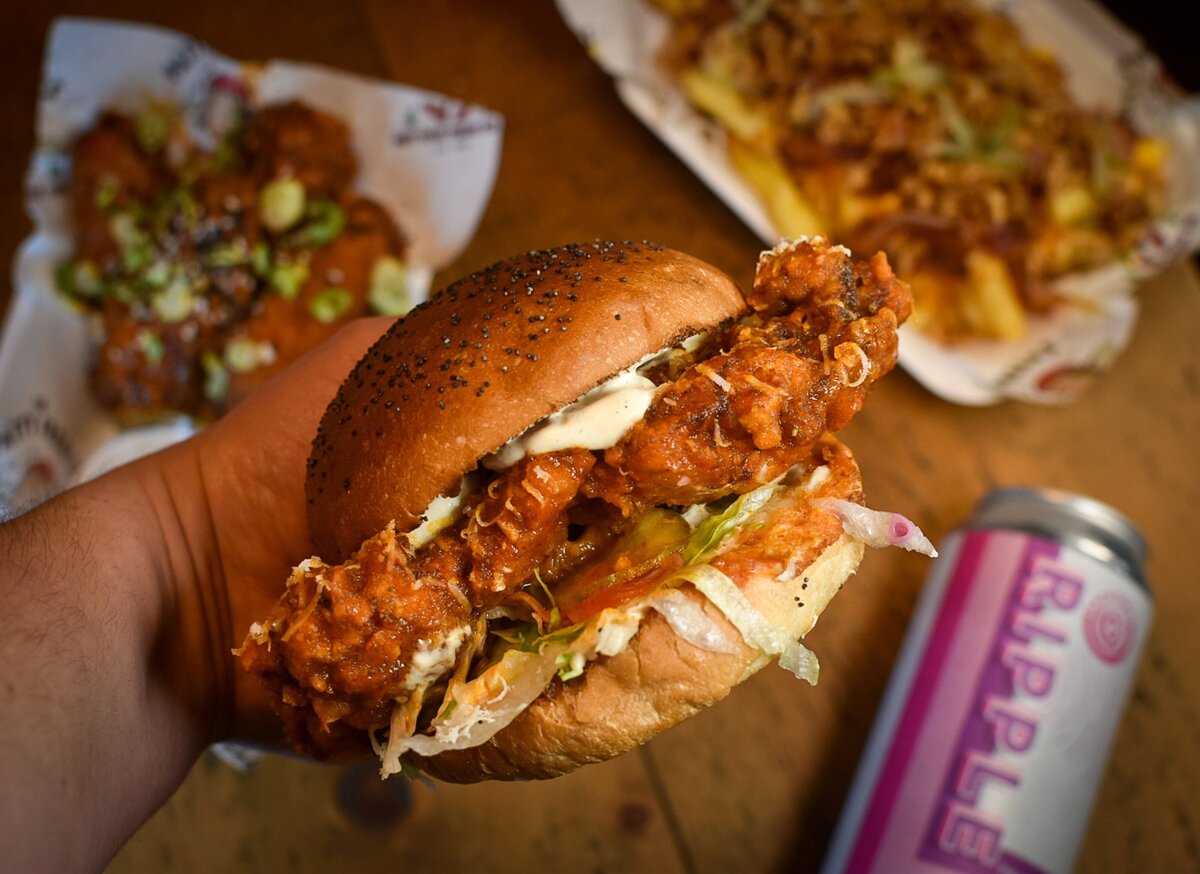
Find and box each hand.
[0,316,390,871]
[159,316,394,740]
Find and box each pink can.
[821,488,1152,874]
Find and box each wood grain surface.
[1,2,1197,872]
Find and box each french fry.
[838,190,902,231]
[1049,183,1097,227]
[727,138,826,239]
[679,68,768,144]
[962,250,1027,341]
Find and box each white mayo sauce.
[484,369,657,469]
[484,333,707,470]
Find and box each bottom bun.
[412,439,865,783]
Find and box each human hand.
[151,316,393,741]
[0,316,392,869]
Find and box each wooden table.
[3,3,1197,871]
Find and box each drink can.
[820,488,1152,874]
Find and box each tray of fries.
[559,0,1200,405]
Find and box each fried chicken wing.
[69,112,167,267]
[243,101,358,195]
[591,240,909,508]
[224,196,406,406]
[89,300,207,417]
[239,524,473,757]
[58,99,409,422]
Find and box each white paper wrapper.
[557,0,1200,406]
[0,17,504,517]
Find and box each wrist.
[130,444,236,744]
[0,458,218,868]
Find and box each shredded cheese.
[835,341,871,387]
[697,363,732,392]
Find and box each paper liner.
[557,0,1200,407]
[0,17,504,516]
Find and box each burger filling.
[238,237,933,772]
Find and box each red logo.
[1083,592,1137,665]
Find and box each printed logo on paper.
[393,98,503,148]
[0,398,77,517]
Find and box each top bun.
[307,241,746,561]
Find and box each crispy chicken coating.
[465,448,596,608]
[239,524,473,758]
[590,241,909,509]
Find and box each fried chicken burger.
[238,238,935,781]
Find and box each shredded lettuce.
[556,651,586,681]
[648,588,739,654]
[683,476,784,564]
[382,643,569,772]
[533,569,562,630]
[673,564,820,685]
[814,498,938,556]
[592,607,643,656]
[490,622,582,653]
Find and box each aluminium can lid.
[970,487,1150,590]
